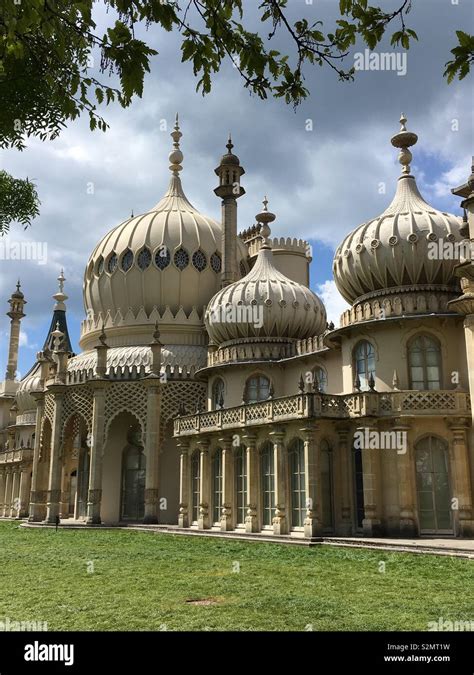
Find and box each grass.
[0,521,472,631]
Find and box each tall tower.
[214,136,245,287]
[5,281,26,381]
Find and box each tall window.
[191,452,200,523]
[353,340,376,391]
[235,446,247,526]
[313,366,328,393]
[415,436,452,533]
[212,378,225,409]
[245,375,270,403]
[320,440,334,530]
[212,449,223,524]
[261,441,275,526]
[121,444,146,521]
[288,439,306,528]
[408,335,442,390]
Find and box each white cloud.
[316,280,350,327]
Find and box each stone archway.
[59,415,89,520]
[101,412,144,524]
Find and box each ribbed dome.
[205,243,326,344]
[16,363,41,413]
[83,119,248,324]
[333,116,463,304]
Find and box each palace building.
[1,115,474,539]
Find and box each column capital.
[242,432,257,450]
[269,426,286,443]
[446,416,470,431]
[196,437,211,451]
[335,423,351,441]
[218,434,234,449]
[176,439,190,453]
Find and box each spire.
[391,113,418,176]
[169,113,183,176]
[255,196,276,249]
[43,270,73,354]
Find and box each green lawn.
[0,521,472,631]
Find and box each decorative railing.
[0,448,33,464]
[174,390,471,436]
[15,412,37,426]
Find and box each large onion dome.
[82,116,248,328]
[333,115,464,304]
[205,200,326,344]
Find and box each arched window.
[191,451,200,524]
[408,335,442,390]
[288,438,306,528]
[212,378,225,410]
[121,442,146,521]
[261,441,275,527]
[245,375,270,403]
[212,449,223,524]
[320,440,334,530]
[415,436,452,533]
[353,340,375,391]
[235,446,247,526]
[313,366,328,393]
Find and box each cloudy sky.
[1,0,472,378]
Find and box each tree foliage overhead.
[0,0,471,151]
[0,171,40,233]
[0,0,471,234]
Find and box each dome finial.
[226,133,233,153]
[391,113,418,176]
[169,113,183,175]
[53,268,68,310]
[256,196,276,247]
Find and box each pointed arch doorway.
[415,436,453,535]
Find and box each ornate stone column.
[18,467,31,518]
[44,389,65,523]
[270,428,288,535]
[10,470,20,517]
[301,425,322,538]
[220,435,234,531]
[335,424,353,535]
[86,383,106,524]
[360,425,383,537]
[143,380,161,524]
[243,433,259,533]
[197,439,210,530]
[395,419,417,537]
[3,469,12,517]
[448,418,474,536]
[177,440,190,528]
[29,393,46,522]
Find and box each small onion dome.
[219,135,241,166]
[333,115,464,304]
[205,199,326,344]
[11,280,24,300]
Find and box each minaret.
[214,135,245,287]
[5,281,26,381]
